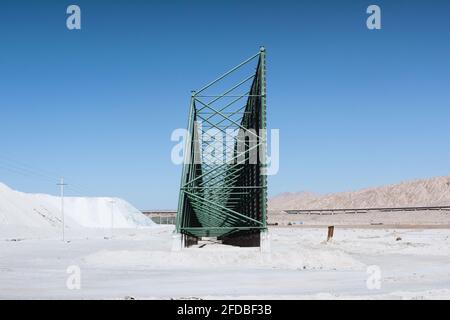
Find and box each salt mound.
[269,175,450,210]
[0,182,155,234]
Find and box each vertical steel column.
[175,91,196,233]
[259,47,268,229]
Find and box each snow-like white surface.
[1,182,449,299]
[0,182,155,240]
[84,243,363,271]
[1,226,450,299]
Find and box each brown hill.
[269,175,450,210]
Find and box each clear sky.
[1,0,450,209]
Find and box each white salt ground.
[1,226,450,299]
[1,182,450,299]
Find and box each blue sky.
[1,0,450,209]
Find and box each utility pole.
[57,178,68,242]
[109,200,116,239]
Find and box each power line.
[0,162,56,184]
[0,155,61,180]
[0,154,92,196]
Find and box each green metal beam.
[176,48,268,241]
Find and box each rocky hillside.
[269,175,450,210]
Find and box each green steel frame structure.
[176,47,267,246]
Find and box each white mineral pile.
[269,175,450,210]
[0,182,155,239]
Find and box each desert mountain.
[269,175,450,210]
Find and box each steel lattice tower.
[175,47,267,247]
